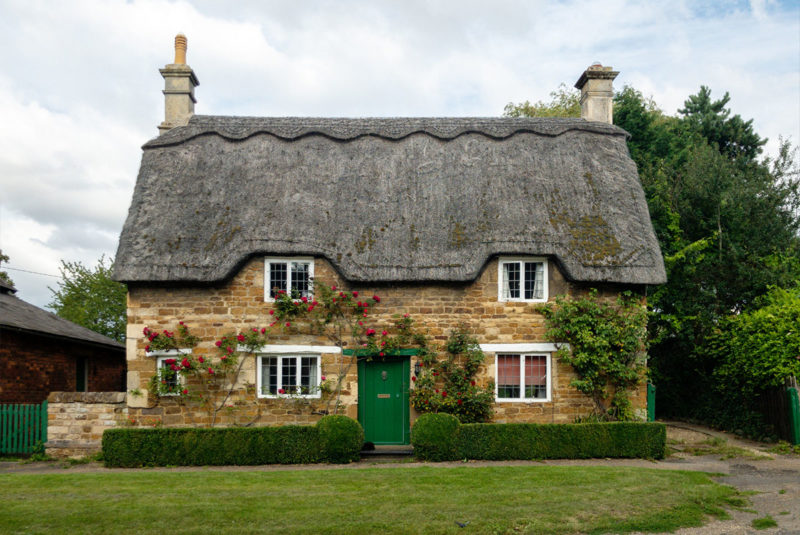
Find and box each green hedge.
[410,413,461,461]
[103,417,364,467]
[411,419,666,461]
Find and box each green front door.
[358,357,410,445]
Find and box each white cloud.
[0,0,797,307]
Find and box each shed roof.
[114,115,666,285]
[0,286,124,348]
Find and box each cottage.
[0,280,125,403]
[113,36,665,443]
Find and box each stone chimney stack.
[574,63,619,124]
[158,34,199,134]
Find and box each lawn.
[0,464,743,534]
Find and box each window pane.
[269,263,288,298]
[497,354,521,398]
[523,262,544,300]
[282,357,297,392]
[524,355,547,399]
[160,360,179,393]
[262,357,278,395]
[503,263,520,299]
[300,357,318,394]
[290,262,310,298]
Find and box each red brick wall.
[0,329,125,403]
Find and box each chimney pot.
[158,34,199,135]
[574,63,619,124]
[174,33,187,64]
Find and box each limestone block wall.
[46,392,127,458]
[125,256,647,427]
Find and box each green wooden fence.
[0,401,48,455]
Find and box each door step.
[359,445,414,461]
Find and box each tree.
[48,256,127,343]
[0,250,14,287]
[503,84,580,118]
[613,86,800,420]
[678,86,766,163]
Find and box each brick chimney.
[574,63,618,124]
[158,34,199,134]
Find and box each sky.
[0,0,798,308]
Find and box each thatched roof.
[114,115,666,285]
[0,284,124,349]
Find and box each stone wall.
[46,392,127,458]
[0,329,126,403]
[125,256,647,427]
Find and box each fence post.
[41,400,48,445]
[647,383,656,422]
[787,388,800,446]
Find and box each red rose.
[261,328,266,334]
[379,352,384,357]
[221,356,227,361]
[227,346,233,353]
[237,334,245,342]
[182,389,188,395]
[278,388,285,394]
[352,291,358,297]
[301,296,308,303]
[403,313,409,318]
[363,313,367,318]
[165,359,176,365]
[470,380,476,386]
[433,372,439,376]
[321,376,326,381]
[215,340,222,347]
[341,292,346,298]
[208,367,214,374]
[269,310,274,315]
[457,399,463,405]
[145,345,150,352]
[252,328,258,332]
[412,376,416,382]
[442,391,447,398]
[181,358,190,368]
[366,328,376,336]
[331,285,337,291]
[285,322,291,327]
[179,321,184,326]
[373,295,380,303]
[198,356,205,363]
[381,331,387,336]
[358,321,363,326]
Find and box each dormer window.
[498,257,548,302]
[264,258,314,300]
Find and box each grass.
[751,515,778,529]
[767,441,800,455]
[0,465,744,534]
[678,437,771,460]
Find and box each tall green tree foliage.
[614,86,800,420]
[503,84,580,118]
[48,256,127,343]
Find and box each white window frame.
[256,353,322,399]
[264,257,314,302]
[155,355,186,396]
[497,257,548,303]
[494,353,552,403]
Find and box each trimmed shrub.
[457,422,666,460]
[316,415,364,464]
[102,425,324,467]
[410,419,665,462]
[411,413,461,461]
